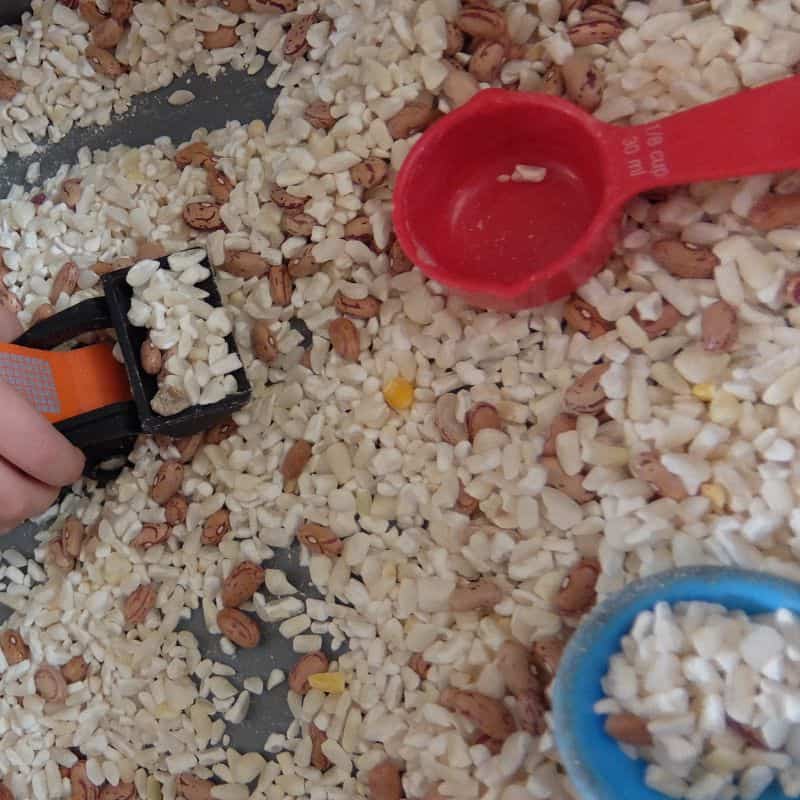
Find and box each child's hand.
[0,308,85,533]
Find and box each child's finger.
[0,382,85,488]
[0,456,60,534]
[0,306,22,342]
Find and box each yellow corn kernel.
[701,482,726,511]
[692,383,715,402]
[308,672,346,693]
[383,377,414,411]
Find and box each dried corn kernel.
[709,389,740,427]
[308,671,346,693]
[383,377,414,411]
[692,383,715,402]
[701,482,726,511]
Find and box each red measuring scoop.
[393,75,800,310]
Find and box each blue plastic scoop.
[552,565,800,800]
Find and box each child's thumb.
[0,306,22,343]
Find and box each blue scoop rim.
[552,565,800,800]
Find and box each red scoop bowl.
[392,77,800,311]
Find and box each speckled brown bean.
[217,608,260,648]
[562,53,604,112]
[329,317,360,362]
[0,72,19,101]
[50,261,79,304]
[351,157,389,189]
[701,299,737,352]
[91,18,124,48]
[455,5,506,40]
[61,655,89,684]
[70,762,99,800]
[34,665,68,704]
[297,522,343,556]
[205,418,237,444]
[748,193,800,231]
[222,0,249,10]
[409,652,430,679]
[564,295,610,339]
[449,578,501,612]
[542,456,594,504]
[386,91,439,140]
[304,100,336,130]
[367,760,403,800]
[59,178,82,209]
[439,687,517,741]
[123,583,158,625]
[282,440,312,483]
[281,212,315,237]
[269,266,293,306]
[176,773,214,800]
[203,26,239,49]
[652,239,718,278]
[251,320,278,364]
[150,460,184,505]
[221,560,265,608]
[497,640,537,696]
[630,450,688,500]
[140,339,162,375]
[541,64,565,96]
[283,14,316,61]
[183,202,223,231]
[516,688,547,735]
[99,782,136,800]
[206,165,235,203]
[110,0,134,22]
[288,244,318,279]
[466,402,502,440]
[132,522,171,550]
[289,651,329,694]
[309,723,331,771]
[531,636,566,685]
[555,558,601,615]
[469,40,506,82]
[271,187,308,212]
[334,292,381,319]
[567,19,623,46]
[343,216,374,245]
[202,509,231,546]
[165,493,189,526]
[61,516,85,559]
[0,783,13,800]
[389,239,413,275]
[222,250,268,279]
[172,433,204,464]
[563,363,609,415]
[0,630,29,665]
[80,0,109,26]
[632,302,682,338]
[455,482,479,517]
[175,142,215,169]
[84,44,127,77]
[135,242,165,260]
[605,713,653,745]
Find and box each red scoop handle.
[604,75,800,200]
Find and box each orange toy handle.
[0,341,133,424]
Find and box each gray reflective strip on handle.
[0,352,61,415]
